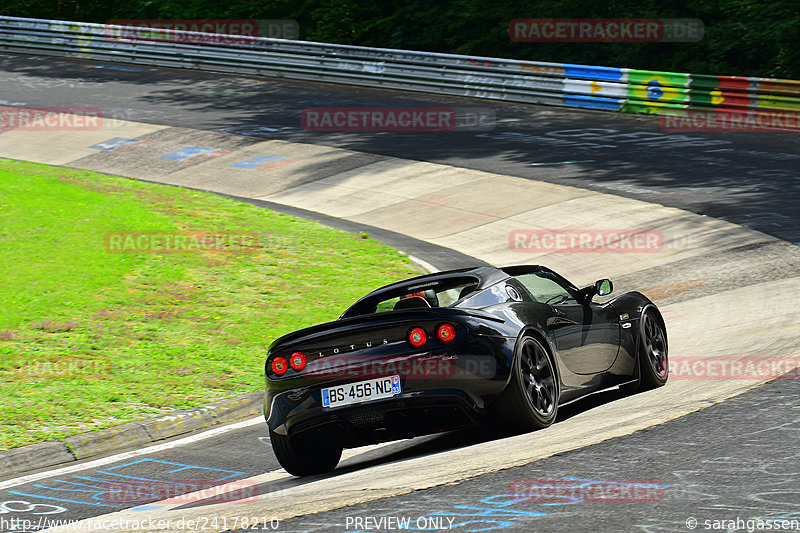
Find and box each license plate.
[321,375,401,409]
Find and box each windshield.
[514,271,579,305]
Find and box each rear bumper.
[266,388,490,447]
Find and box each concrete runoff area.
[0,118,168,165]
[0,113,798,532]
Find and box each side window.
[515,273,578,305]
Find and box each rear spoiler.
[268,307,504,352]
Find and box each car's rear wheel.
[495,336,559,431]
[269,429,342,476]
[637,309,669,390]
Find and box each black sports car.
[264,265,668,476]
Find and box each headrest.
[458,284,478,300]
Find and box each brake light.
[437,323,456,343]
[408,327,427,348]
[290,351,307,371]
[271,357,288,376]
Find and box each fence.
[1,16,799,118]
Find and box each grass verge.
[0,158,421,449]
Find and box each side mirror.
[595,279,613,297]
[579,279,614,302]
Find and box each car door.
[515,272,620,375]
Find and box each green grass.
[0,158,421,449]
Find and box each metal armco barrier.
[2,15,799,118]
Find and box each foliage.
[2,0,797,78]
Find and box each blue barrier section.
[563,64,626,82]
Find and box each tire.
[495,336,559,431]
[637,309,669,390]
[269,429,342,477]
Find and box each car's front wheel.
[269,429,342,476]
[495,336,559,431]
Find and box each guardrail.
[2,15,799,118]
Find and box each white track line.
[407,255,439,273]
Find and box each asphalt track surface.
[262,377,800,533]
[1,51,799,533]
[2,381,799,533]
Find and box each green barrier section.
[758,94,800,111]
[629,70,692,88]
[687,88,755,110]
[687,75,752,109]
[621,99,689,114]
[625,70,691,113]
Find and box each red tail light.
[271,357,288,376]
[408,327,427,348]
[290,351,307,371]
[437,323,456,343]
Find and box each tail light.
[290,351,307,371]
[408,327,427,348]
[436,323,456,343]
[271,357,288,376]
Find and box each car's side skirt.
[558,378,638,408]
